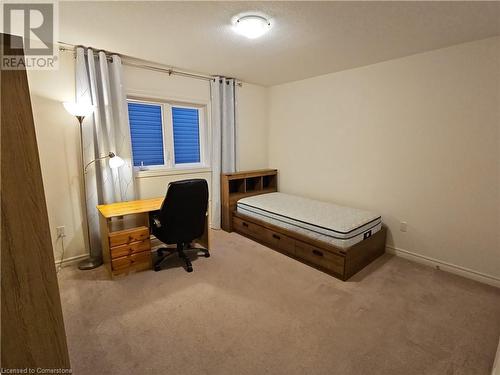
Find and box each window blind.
[172,107,200,164]
[128,102,164,166]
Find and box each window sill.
[134,166,212,179]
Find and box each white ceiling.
[59,1,500,86]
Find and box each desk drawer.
[109,226,149,247]
[295,240,344,276]
[110,239,151,259]
[112,251,151,271]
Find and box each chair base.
[154,243,209,273]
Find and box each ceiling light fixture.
[234,15,271,39]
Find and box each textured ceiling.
[59,1,500,86]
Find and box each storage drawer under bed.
[264,229,294,255]
[232,212,385,281]
[233,216,262,238]
[233,214,345,275]
[294,240,344,276]
[233,216,295,255]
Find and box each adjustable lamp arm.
[84,152,116,174]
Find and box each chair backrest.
[158,179,209,244]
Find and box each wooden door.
[1,34,71,370]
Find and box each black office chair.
[150,179,210,273]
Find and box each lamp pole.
[76,116,103,270]
[63,102,124,270]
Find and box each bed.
[221,169,387,281]
[237,192,382,249]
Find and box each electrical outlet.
[56,226,66,237]
[400,221,408,232]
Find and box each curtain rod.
[123,61,213,82]
[58,42,242,86]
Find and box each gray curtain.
[210,77,237,229]
[75,47,136,258]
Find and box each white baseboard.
[386,245,500,289]
[54,254,87,267]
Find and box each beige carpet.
[58,229,500,375]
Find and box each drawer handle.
[242,222,249,227]
[272,234,281,240]
[312,249,324,257]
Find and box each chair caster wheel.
[204,252,210,258]
[154,265,161,272]
[187,266,193,273]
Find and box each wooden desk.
[97,197,209,277]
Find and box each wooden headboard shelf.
[221,169,278,231]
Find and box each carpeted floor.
[58,229,500,375]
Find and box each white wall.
[237,83,269,171]
[268,37,500,283]
[28,52,84,264]
[28,53,269,262]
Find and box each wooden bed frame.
[221,169,386,281]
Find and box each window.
[172,107,200,164]
[128,102,164,167]
[127,99,207,170]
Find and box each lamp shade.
[63,102,95,117]
[108,155,125,169]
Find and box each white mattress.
[236,192,381,249]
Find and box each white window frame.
[126,96,210,175]
[127,98,167,168]
[169,103,207,169]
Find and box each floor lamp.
[63,102,125,270]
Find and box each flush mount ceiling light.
[234,15,271,39]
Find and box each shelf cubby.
[229,179,245,194]
[262,174,277,190]
[245,176,262,192]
